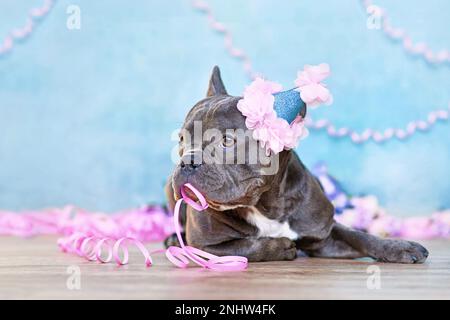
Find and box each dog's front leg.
[305,222,429,264]
[202,237,297,262]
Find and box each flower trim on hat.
[295,63,333,108]
[237,64,332,154]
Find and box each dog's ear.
[206,66,228,97]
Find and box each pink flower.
[252,115,292,154]
[243,77,283,96]
[237,91,275,129]
[433,211,450,237]
[284,116,309,148]
[295,63,333,108]
[367,216,402,237]
[237,78,309,154]
[401,217,439,239]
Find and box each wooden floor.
[0,236,449,299]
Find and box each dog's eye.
[179,135,184,144]
[221,135,235,148]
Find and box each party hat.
[237,63,332,154]
[273,88,306,124]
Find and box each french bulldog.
[164,66,429,263]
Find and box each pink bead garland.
[191,0,258,80]
[2,0,448,144]
[361,0,450,66]
[191,0,450,144]
[0,0,55,56]
[305,104,450,143]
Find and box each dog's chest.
[244,207,298,240]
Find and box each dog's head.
[172,66,305,209]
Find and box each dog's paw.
[163,232,184,248]
[267,237,297,261]
[376,239,429,264]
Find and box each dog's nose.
[180,153,202,171]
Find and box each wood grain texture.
[0,236,449,299]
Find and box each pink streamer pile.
[0,205,173,241]
[0,184,248,271]
[336,196,450,240]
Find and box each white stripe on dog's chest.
[245,207,298,240]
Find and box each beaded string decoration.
[0,0,56,57]
[191,0,450,144]
[2,0,448,142]
[362,0,450,66]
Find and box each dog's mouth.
[205,200,232,211]
[172,173,257,210]
[174,184,205,202]
[182,187,199,202]
[174,185,229,211]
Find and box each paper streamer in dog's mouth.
[57,183,248,271]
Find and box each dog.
[164,66,429,263]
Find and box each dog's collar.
[237,63,332,154]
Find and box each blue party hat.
[273,88,306,124]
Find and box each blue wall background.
[1,0,449,216]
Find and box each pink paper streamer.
[55,184,248,271]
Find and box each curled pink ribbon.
[57,183,248,271]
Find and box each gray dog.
[164,66,429,263]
